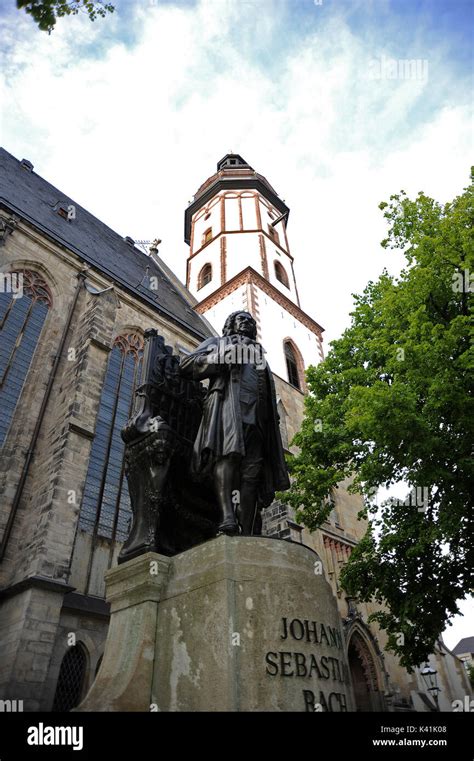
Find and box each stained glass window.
[0,270,52,447]
[79,333,143,542]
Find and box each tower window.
[203,227,212,245]
[268,224,280,246]
[198,263,212,289]
[204,212,211,221]
[274,261,289,288]
[284,341,302,390]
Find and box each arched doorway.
[347,631,382,712]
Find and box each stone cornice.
[188,229,294,262]
[184,177,290,244]
[195,267,325,339]
[0,575,75,601]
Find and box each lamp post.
[420,663,440,711]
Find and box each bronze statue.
[180,311,290,536]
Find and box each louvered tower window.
[0,270,52,447]
[198,263,212,289]
[284,341,301,390]
[274,260,289,288]
[79,333,143,542]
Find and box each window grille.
[52,644,87,712]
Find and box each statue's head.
[222,311,257,340]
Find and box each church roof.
[452,637,474,655]
[0,147,212,341]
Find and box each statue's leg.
[237,425,264,536]
[214,455,240,535]
[237,479,260,535]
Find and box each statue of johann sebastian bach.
[180,311,290,536]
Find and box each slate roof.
[0,147,212,341]
[452,637,474,655]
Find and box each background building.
[0,148,470,712]
[452,638,474,669]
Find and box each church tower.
[184,154,324,389]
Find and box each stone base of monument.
[76,536,353,712]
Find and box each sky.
[0,0,472,649]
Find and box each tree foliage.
[283,171,473,670]
[467,663,474,687]
[17,0,114,33]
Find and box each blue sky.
[0,0,472,644]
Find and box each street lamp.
[420,663,440,711]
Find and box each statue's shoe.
[217,520,240,536]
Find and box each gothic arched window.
[79,333,143,542]
[274,261,289,288]
[284,340,302,390]
[198,263,212,289]
[52,643,88,712]
[0,269,52,447]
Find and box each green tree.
[17,0,114,33]
[467,663,474,687]
[283,171,473,670]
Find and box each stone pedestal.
[77,536,353,712]
[74,552,171,712]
